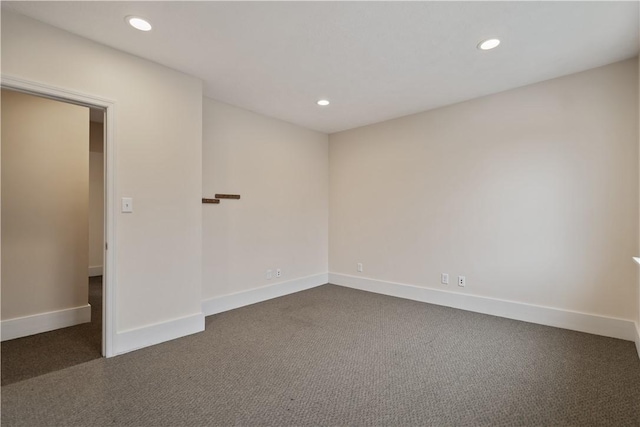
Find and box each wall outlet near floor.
[357,263,363,273]
[266,269,273,280]
[276,268,281,278]
[441,273,449,284]
[458,276,466,287]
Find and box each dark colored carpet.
[2,284,639,426]
[1,276,102,386]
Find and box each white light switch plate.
[122,197,133,213]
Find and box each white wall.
[1,89,89,322]
[1,11,204,353]
[202,98,328,304]
[637,54,640,355]
[89,121,104,276]
[330,59,639,322]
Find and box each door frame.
[2,75,117,357]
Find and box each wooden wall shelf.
[215,194,241,200]
[202,198,220,204]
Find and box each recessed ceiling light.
[126,16,152,32]
[478,38,500,50]
[317,99,330,106]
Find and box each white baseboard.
[114,312,204,356]
[114,273,328,356]
[329,273,637,342]
[202,273,329,316]
[1,304,91,341]
[88,265,103,277]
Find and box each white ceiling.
[4,1,638,134]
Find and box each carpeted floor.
[2,284,639,426]
[1,276,103,386]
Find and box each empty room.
[1,1,639,426]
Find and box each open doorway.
[1,89,109,384]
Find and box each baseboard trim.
[329,273,637,342]
[202,273,329,316]
[88,265,103,277]
[1,304,91,342]
[114,312,204,356]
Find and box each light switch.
[122,197,133,213]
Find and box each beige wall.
[202,98,328,299]
[1,89,89,320]
[89,121,104,274]
[1,12,203,337]
[330,59,639,321]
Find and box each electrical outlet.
[357,263,363,273]
[276,269,282,278]
[458,276,466,287]
[441,273,449,284]
[266,270,272,280]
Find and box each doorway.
[0,81,115,383]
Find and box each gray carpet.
[2,284,639,426]
[1,276,102,386]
